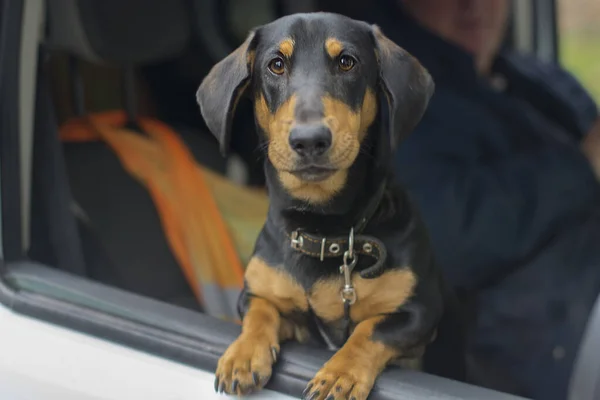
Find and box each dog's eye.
[338,55,356,72]
[268,57,285,75]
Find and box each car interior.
[1,0,599,399]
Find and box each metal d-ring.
[347,227,355,259]
[329,243,341,254]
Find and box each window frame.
[0,0,23,263]
[511,0,559,63]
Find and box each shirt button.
[553,346,566,360]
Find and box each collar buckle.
[290,230,304,250]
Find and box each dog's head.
[197,12,433,204]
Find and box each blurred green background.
[558,0,600,104]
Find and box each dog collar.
[289,230,387,277]
[287,179,388,278]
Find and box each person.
[339,0,600,399]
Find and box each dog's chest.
[302,267,417,324]
[306,275,347,322]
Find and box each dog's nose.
[289,124,332,157]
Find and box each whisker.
[254,140,270,157]
[358,145,375,159]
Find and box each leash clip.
[339,228,358,305]
[290,230,304,250]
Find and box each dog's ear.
[371,25,434,148]
[196,31,258,155]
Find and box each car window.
[557,0,600,102]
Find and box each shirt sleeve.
[394,115,600,289]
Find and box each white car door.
[0,304,294,400]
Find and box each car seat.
[39,0,230,310]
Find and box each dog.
[197,12,462,400]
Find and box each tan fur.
[245,256,309,314]
[309,267,417,322]
[279,318,311,343]
[322,87,377,157]
[255,93,296,169]
[254,88,377,204]
[325,37,343,58]
[215,297,281,395]
[278,38,295,58]
[219,261,416,397]
[278,169,349,204]
[305,316,398,400]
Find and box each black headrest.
[46,0,190,65]
[193,0,317,62]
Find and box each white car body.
[0,304,294,400]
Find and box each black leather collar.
[287,180,388,278]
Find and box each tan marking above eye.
[278,38,295,58]
[325,37,344,58]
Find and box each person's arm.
[497,52,599,139]
[395,117,600,290]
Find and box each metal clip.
[290,230,303,250]
[340,228,358,304]
[340,250,358,305]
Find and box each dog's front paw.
[302,352,377,400]
[214,334,279,396]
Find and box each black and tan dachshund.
[197,12,463,400]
